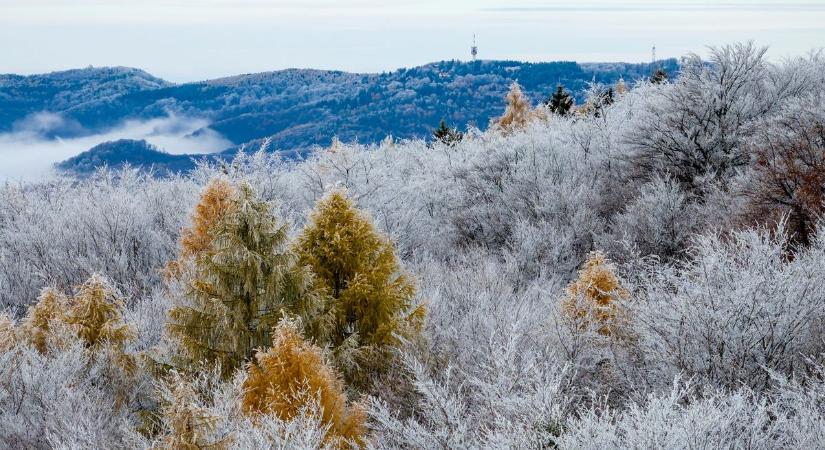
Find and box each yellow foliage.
[562,251,629,336]
[242,318,366,448]
[20,287,68,353]
[0,313,16,352]
[158,371,227,450]
[65,274,135,350]
[296,190,421,348]
[497,82,532,132]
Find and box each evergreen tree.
[295,190,424,387]
[243,318,366,448]
[546,85,574,116]
[650,67,668,84]
[168,182,317,378]
[432,119,463,146]
[497,82,531,132]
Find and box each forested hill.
[1,59,678,148]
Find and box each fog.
[0,114,232,181]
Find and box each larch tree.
[166,178,237,279]
[562,251,629,337]
[497,82,532,132]
[242,318,366,448]
[19,287,69,353]
[295,190,424,387]
[168,182,318,379]
[65,274,135,351]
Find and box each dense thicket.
[1,43,825,448]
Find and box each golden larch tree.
[497,82,532,132]
[242,318,366,448]
[20,287,68,353]
[65,274,135,350]
[168,183,318,379]
[562,251,629,337]
[0,314,16,352]
[166,178,237,279]
[296,191,423,350]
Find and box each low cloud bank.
[0,113,232,181]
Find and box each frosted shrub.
[631,224,825,391]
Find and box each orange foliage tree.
[242,318,366,448]
[562,251,629,337]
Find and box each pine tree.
[546,85,574,116]
[650,67,668,84]
[242,318,366,448]
[497,82,531,132]
[168,183,317,379]
[432,119,463,146]
[562,251,628,337]
[295,190,424,387]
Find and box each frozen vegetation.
[1,43,825,448]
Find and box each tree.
[744,105,825,249]
[64,274,134,351]
[166,178,237,278]
[432,119,463,146]
[627,42,807,195]
[19,287,68,353]
[497,82,531,132]
[168,182,317,379]
[156,371,227,450]
[562,251,628,337]
[242,318,366,448]
[650,67,668,84]
[295,190,424,386]
[546,85,574,116]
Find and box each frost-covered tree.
[243,318,366,448]
[496,82,532,132]
[168,182,317,378]
[295,190,424,387]
[562,251,628,337]
[626,42,809,194]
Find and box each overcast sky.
[2,0,825,82]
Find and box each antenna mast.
[652,44,657,66]
[471,34,478,62]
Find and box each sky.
[1,0,825,82]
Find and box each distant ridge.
[1,59,681,175]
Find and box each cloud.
[0,114,232,181]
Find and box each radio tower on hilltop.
[471,35,478,62]
[652,44,657,67]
